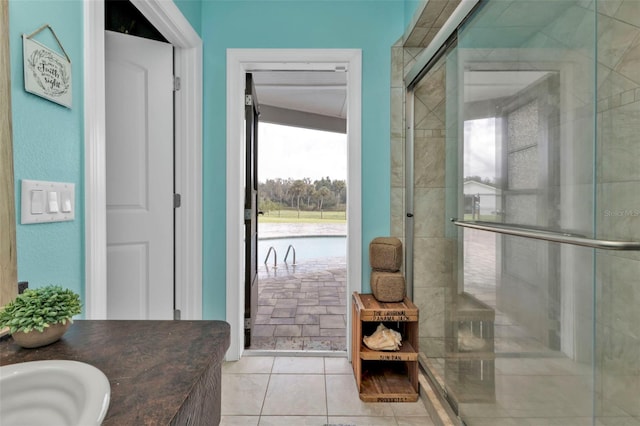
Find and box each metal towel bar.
[450,219,640,251]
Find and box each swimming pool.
[258,235,346,264]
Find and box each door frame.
[84,0,203,319]
[226,49,363,361]
[244,73,259,348]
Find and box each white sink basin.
[0,360,110,426]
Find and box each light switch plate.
[21,180,75,224]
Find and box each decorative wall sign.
[23,24,72,108]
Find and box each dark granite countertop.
[0,320,230,425]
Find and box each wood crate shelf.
[352,292,419,402]
[353,293,419,322]
[359,363,418,403]
[360,342,418,361]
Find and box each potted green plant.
[0,285,81,348]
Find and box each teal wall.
[9,1,85,304]
[200,0,404,319]
[174,0,202,35]
[8,0,404,321]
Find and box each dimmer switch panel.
[21,180,75,224]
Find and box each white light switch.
[61,191,72,213]
[47,191,59,213]
[30,190,45,214]
[21,180,75,224]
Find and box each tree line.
[258,177,346,212]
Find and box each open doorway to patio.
[226,49,362,361]
[247,70,348,352]
[252,123,348,351]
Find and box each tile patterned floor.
[221,356,435,426]
[249,258,348,351]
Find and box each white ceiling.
[252,71,348,119]
[252,70,552,119]
[464,71,552,103]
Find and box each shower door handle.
[450,218,640,251]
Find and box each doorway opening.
[251,119,348,351]
[225,49,362,361]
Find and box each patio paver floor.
[248,256,347,351]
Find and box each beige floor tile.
[390,400,430,417]
[525,418,604,426]
[459,401,510,418]
[324,357,353,375]
[220,416,260,426]
[262,374,327,416]
[327,416,398,426]
[396,416,435,426]
[222,374,270,415]
[462,418,528,426]
[258,416,329,425]
[223,357,274,374]
[596,418,640,426]
[272,356,325,374]
[325,374,394,417]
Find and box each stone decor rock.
[369,237,403,272]
[370,271,406,302]
[369,237,406,302]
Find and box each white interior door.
[105,30,174,320]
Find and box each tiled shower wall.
[391,43,453,357]
[594,0,640,420]
[391,0,465,364]
[391,0,460,360]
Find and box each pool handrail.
[284,245,296,265]
[264,246,277,268]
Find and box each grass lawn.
[259,209,346,224]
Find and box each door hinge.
[174,193,182,208]
[245,94,252,106]
[174,309,181,320]
[244,208,252,221]
[244,318,251,330]
[173,76,181,91]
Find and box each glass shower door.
[454,1,599,416]
[593,0,640,422]
[406,1,640,424]
[456,66,597,425]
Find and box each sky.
[258,122,347,182]
[257,119,494,184]
[464,117,497,181]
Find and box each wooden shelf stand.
[351,292,419,402]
